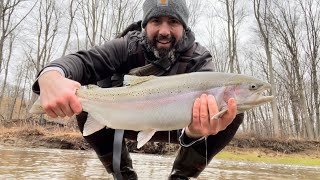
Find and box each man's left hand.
[185,94,237,139]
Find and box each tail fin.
[29,98,45,114]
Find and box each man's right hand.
[38,71,82,118]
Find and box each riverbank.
[0,123,319,166]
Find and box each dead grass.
[0,120,319,163]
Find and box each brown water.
[0,145,319,180]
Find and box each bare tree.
[61,0,79,57]
[78,0,142,48]
[0,0,36,73]
[205,8,229,72]
[79,0,102,47]
[222,0,246,73]
[113,0,131,37]
[112,0,143,38]
[299,0,320,139]
[273,45,302,137]
[205,0,246,73]
[186,0,203,29]
[98,0,111,44]
[18,61,31,119]
[253,0,280,137]
[269,0,315,139]
[0,0,37,111]
[21,0,61,111]
[31,0,60,74]
[6,63,25,120]
[0,33,14,117]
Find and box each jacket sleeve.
[32,37,129,94]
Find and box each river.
[0,145,319,179]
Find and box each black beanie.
[142,0,189,28]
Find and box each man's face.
[145,16,184,57]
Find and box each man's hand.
[38,71,82,118]
[185,94,237,139]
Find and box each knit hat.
[142,0,189,28]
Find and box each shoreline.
[0,125,319,166]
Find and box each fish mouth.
[251,83,273,104]
[257,83,271,93]
[249,95,274,105]
[237,95,273,113]
[249,83,273,105]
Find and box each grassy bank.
[215,149,320,166]
[0,123,319,166]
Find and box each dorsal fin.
[123,75,156,86]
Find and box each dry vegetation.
[0,120,319,161]
[0,121,89,150]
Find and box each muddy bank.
[0,127,89,150]
[0,126,179,154]
[0,125,319,159]
[229,137,320,154]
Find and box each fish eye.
[249,84,259,90]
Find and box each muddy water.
[0,145,319,180]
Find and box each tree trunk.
[253,0,280,137]
[61,0,77,57]
[293,55,315,139]
[299,0,320,140]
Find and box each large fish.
[30,72,273,148]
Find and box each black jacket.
[32,29,214,93]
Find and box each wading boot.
[76,112,137,180]
[98,141,138,180]
[169,147,208,180]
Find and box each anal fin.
[137,129,157,149]
[83,114,106,136]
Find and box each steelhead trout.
[30,72,273,148]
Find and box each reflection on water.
[0,145,319,180]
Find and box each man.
[32,0,243,179]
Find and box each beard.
[145,33,178,59]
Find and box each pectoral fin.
[137,129,157,149]
[83,114,106,136]
[211,108,228,120]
